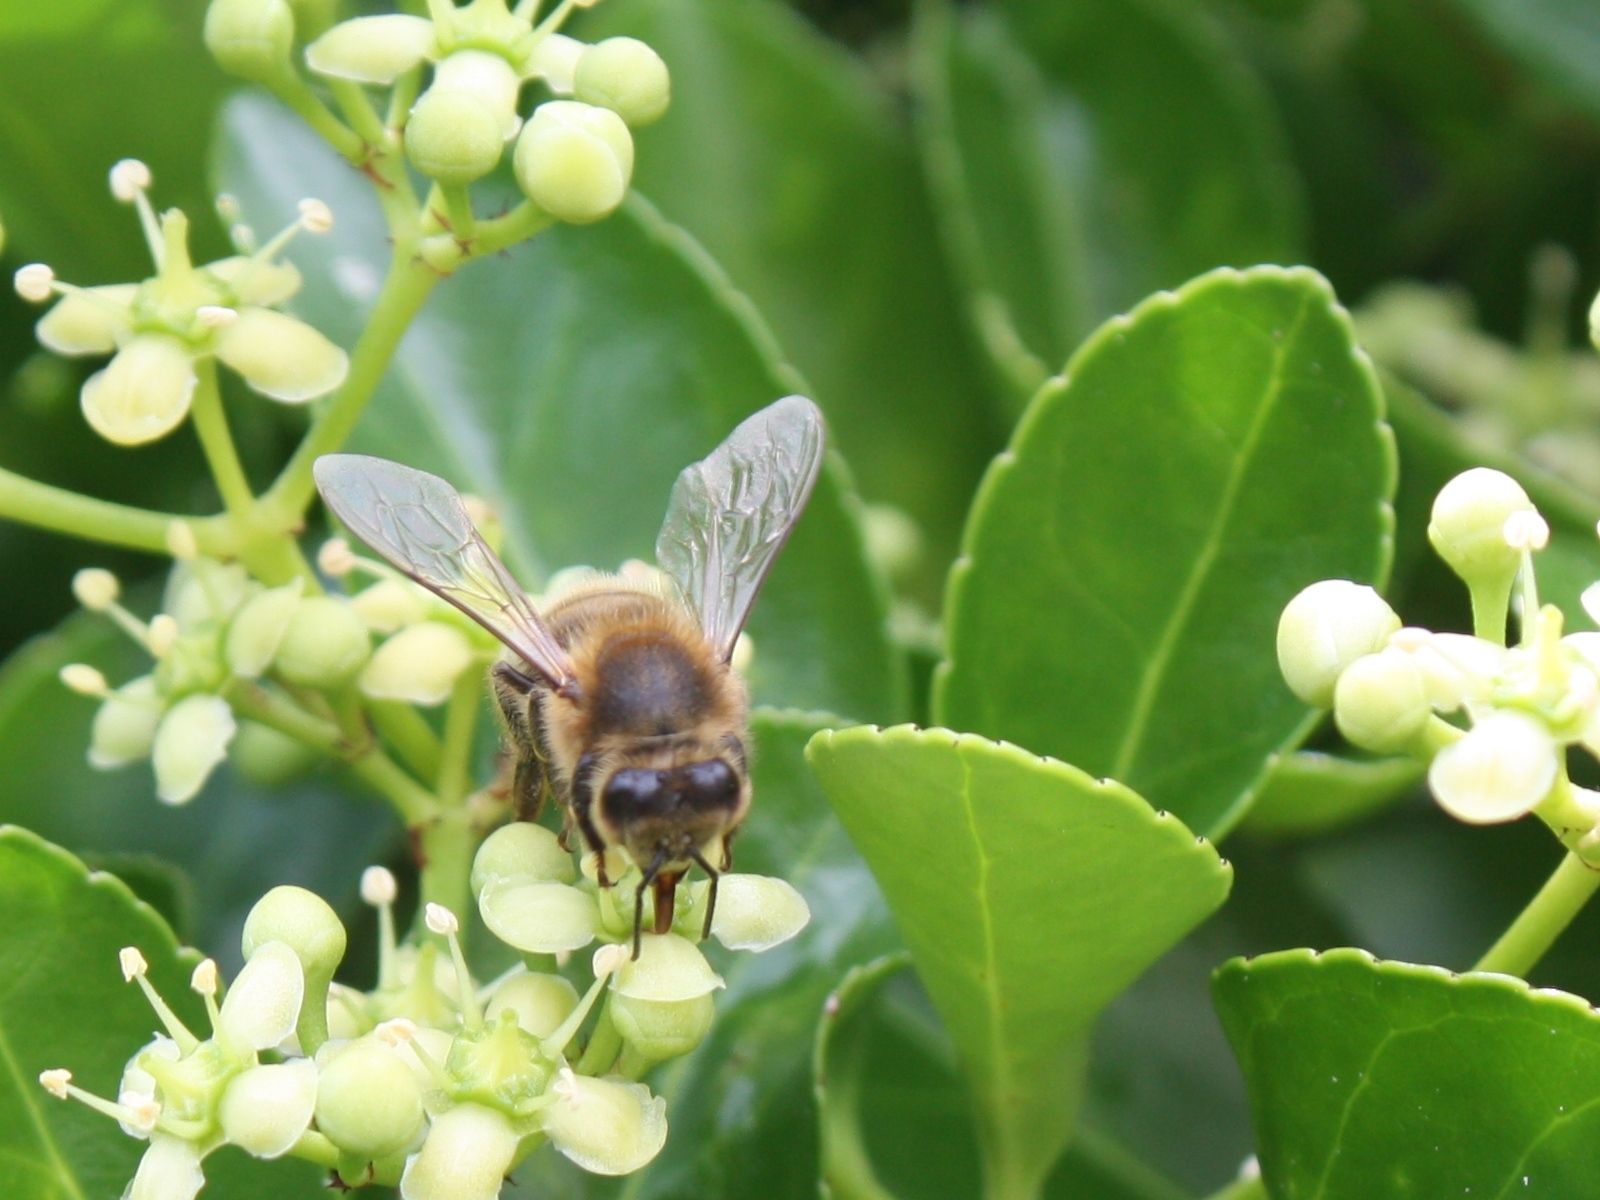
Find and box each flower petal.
[151,694,236,805]
[400,1102,520,1200]
[478,878,600,954]
[219,1060,317,1158]
[89,675,162,770]
[709,874,810,952]
[124,1133,205,1200]
[81,334,197,446]
[215,308,348,403]
[204,255,301,307]
[220,940,305,1052]
[359,621,474,706]
[1429,710,1558,824]
[541,1074,667,1176]
[37,284,136,355]
[307,14,436,84]
[612,933,723,1002]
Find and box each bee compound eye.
[603,767,667,817]
[682,759,738,810]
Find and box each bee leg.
[688,846,722,942]
[570,752,611,886]
[633,846,669,960]
[719,830,736,872]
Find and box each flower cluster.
[208,0,671,227]
[43,835,808,1198]
[61,535,490,805]
[12,161,345,446]
[1278,467,1600,852]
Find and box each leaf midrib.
[0,1007,85,1200]
[1110,291,1313,785]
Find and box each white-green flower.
[1430,709,1558,823]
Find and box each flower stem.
[417,807,474,924]
[575,1001,623,1075]
[368,699,443,781]
[189,361,254,519]
[436,669,483,805]
[1474,850,1600,976]
[0,466,238,556]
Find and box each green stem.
[0,466,237,556]
[268,67,365,164]
[189,361,254,518]
[1474,850,1600,976]
[441,184,477,244]
[329,78,389,149]
[349,749,440,826]
[368,699,443,782]
[289,1129,342,1169]
[417,807,474,923]
[575,1001,623,1075]
[437,669,483,804]
[258,253,439,527]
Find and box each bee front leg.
[491,661,546,821]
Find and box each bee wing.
[655,395,826,660]
[314,455,579,692]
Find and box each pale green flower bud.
[406,87,505,187]
[204,0,295,84]
[220,940,305,1052]
[708,874,810,951]
[1430,710,1558,824]
[315,1037,426,1160]
[166,560,250,630]
[89,675,161,769]
[514,101,633,224]
[352,579,428,633]
[613,933,724,1002]
[1276,579,1400,708]
[523,33,584,94]
[80,334,197,446]
[610,990,714,1061]
[226,577,305,678]
[218,1060,317,1158]
[471,821,576,894]
[215,307,349,403]
[152,693,236,804]
[484,971,579,1038]
[433,50,523,140]
[243,884,348,984]
[307,14,436,84]
[273,596,371,688]
[1332,649,1430,754]
[205,255,301,308]
[400,1102,521,1200]
[36,284,136,355]
[125,1134,204,1200]
[540,1069,667,1175]
[229,719,323,786]
[574,38,670,127]
[1428,468,1534,592]
[478,878,599,953]
[359,621,474,706]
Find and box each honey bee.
[314,395,825,955]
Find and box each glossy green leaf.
[1241,750,1425,840]
[0,610,399,964]
[0,826,323,1200]
[571,0,1005,601]
[1214,947,1600,1198]
[911,0,1303,397]
[216,94,904,726]
[807,725,1232,1199]
[937,266,1395,836]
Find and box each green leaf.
[0,610,400,963]
[0,826,323,1200]
[504,708,898,1200]
[937,266,1395,836]
[806,725,1232,1200]
[910,0,1304,395]
[216,94,904,725]
[1452,0,1600,122]
[1241,750,1425,840]
[1214,947,1600,1198]
[569,0,1005,601]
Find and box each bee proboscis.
[314,395,825,955]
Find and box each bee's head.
[600,758,741,863]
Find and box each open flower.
[14,162,346,445]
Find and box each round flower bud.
[214,308,349,403]
[315,1037,425,1160]
[540,1071,667,1176]
[1431,710,1558,824]
[1332,649,1431,754]
[524,32,584,94]
[1428,469,1534,589]
[471,821,575,894]
[351,579,427,633]
[89,675,162,769]
[574,38,671,127]
[400,1102,520,1200]
[80,334,198,447]
[707,874,811,951]
[478,878,599,953]
[204,0,294,83]
[226,578,304,678]
[228,719,323,787]
[613,933,724,1002]
[219,1060,317,1158]
[513,101,633,224]
[611,989,714,1061]
[151,693,236,805]
[242,885,348,982]
[273,596,371,688]
[359,621,474,706]
[406,86,505,187]
[484,971,579,1038]
[1276,580,1400,708]
[431,50,523,140]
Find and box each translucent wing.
[314,455,579,693]
[655,395,826,660]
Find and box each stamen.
[540,945,626,1059]
[13,263,55,303]
[166,521,198,561]
[426,904,483,1031]
[59,664,110,698]
[215,193,242,225]
[109,159,153,202]
[362,866,399,990]
[41,1066,161,1131]
[120,946,201,1053]
[39,1069,71,1099]
[318,538,356,577]
[72,569,120,612]
[230,223,258,254]
[147,615,179,660]
[297,198,334,234]
[192,959,223,1035]
[375,1016,418,1046]
[195,305,238,328]
[1504,511,1550,552]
